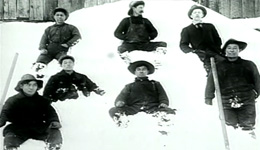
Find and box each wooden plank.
[218,0,230,18]
[3,0,16,19]
[58,0,71,12]
[241,0,255,18]
[29,0,44,20]
[255,0,260,17]
[17,0,30,19]
[44,0,58,21]
[0,0,3,19]
[230,0,242,18]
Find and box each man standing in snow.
[205,39,260,132]
[109,60,176,126]
[33,7,81,78]
[179,5,225,76]
[0,74,62,150]
[43,55,105,102]
[114,1,167,60]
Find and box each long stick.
[210,57,230,150]
[0,53,19,112]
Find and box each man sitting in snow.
[33,7,81,78]
[114,1,167,61]
[43,55,105,102]
[179,5,225,76]
[0,74,62,150]
[205,39,260,132]
[109,60,176,126]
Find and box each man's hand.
[61,44,69,48]
[115,101,125,107]
[40,49,48,54]
[158,103,168,108]
[49,121,62,129]
[205,99,213,105]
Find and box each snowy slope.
[1,0,260,150]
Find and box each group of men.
[0,0,259,150]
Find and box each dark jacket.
[114,16,158,42]
[43,70,98,101]
[205,57,260,105]
[115,77,169,110]
[180,23,222,55]
[39,23,81,54]
[0,92,59,128]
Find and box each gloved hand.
[0,119,6,128]
[94,88,105,96]
[115,101,125,107]
[82,88,90,97]
[158,103,168,108]
[40,49,48,54]
[49,121,62,129]
[205,99,213,105]
[192,49,205,54]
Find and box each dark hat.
[188,5,207,19]
[128,60,155,75]
[52,7,69,20]
[58,55,75,64]
[128,1,145,16]
[221,38,247,54]
[15,74,43,92]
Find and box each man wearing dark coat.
[43,55,105,102]
[33,7,81,78]
[179,5,225,76]
[109,60,176,125]
[114,1,167,56]
[205,39,260,131]
[0,74,62,150]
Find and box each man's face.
[61,59,74,71]
[135,65,149,77]
[54,12,66,24]
[21,81,38,96]
[190,9,204,21]
[133,5,144,16]
[225,44,240,58]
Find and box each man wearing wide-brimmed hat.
[205,39,260,134]
[43,55,105,102]
[180,5,225,76]
[33,7,81,78]
[0,74,63,150]
[109,60,176,127]
[114,1,167,59]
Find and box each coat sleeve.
[81,75,98,91]
[205,71,216,100]
[114,84,131,106]
[114,18,129,40]
[39,27,50,50]
[45,104,60,123]
[43,76,58,100]
[155,82,169,105]
[0,97,16,123]
[211,24,222,52]
[65,25,81,47]
[179,27,193,53]
[250,61,260,97]
[144,18,158,40]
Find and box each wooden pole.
[210,57,230,150]
[0,53,19,112]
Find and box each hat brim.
[128,61,155,75]
[222,39,247,54]
[15,80,43,92]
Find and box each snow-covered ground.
[1,0,260,150]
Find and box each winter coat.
[114,16,158,42]
[39,23,81,55]
[115,77,169,110]
[205,57,260,107]
[0,92,59,130]
[43,70,98,101]
[180,23,222,55]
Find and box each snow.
[1,0,260,150]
